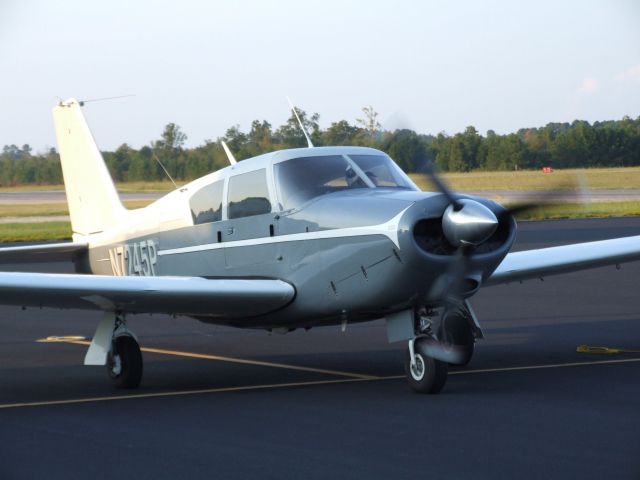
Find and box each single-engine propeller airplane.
[1,98,640,394]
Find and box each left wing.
[0,272,295,318]
[486,235,640,286]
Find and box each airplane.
[1,98,640,394]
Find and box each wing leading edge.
[486,234,640,286]
[0,272,295,318]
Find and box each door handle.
[226,227,235,235]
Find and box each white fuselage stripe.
[157,208,409,257]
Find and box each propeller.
[421,162,586,292]
[418,159,589,363]
[421,164,499,251]
[496,184,588,224]
[383,115,583,359]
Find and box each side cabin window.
[190,180,224,224]
[227,169,272,219]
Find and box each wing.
[0,272,295,318]
[486,235,640,286]
[0,241,88,263]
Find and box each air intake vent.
[473,215,512,254]
[414,214,512,256]
[413,218,456,255]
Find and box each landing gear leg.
[106,314,143,389]
[84,311,143,389]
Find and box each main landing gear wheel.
[107,335,143,389]
[440,308,475,366]
[404,339,448,394]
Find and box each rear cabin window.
[227,169,272,219]
[190,180,224,224]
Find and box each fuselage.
[78,146,516,329]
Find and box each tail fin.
[52,99,126,236]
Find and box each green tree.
[356,105,381,145]
[381,129,428,172]
[323,120,360,145]
[157,123,187,150]
[275,109,320,148]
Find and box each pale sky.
[1,0,639,152]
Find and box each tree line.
[1,108,639,186]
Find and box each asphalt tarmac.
[1,217,639,479]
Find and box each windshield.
[274,154,415,210]
[349,154,415,188]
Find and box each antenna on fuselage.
[220,140,237,165]
[286,96,314,148]
[77,94,136,107]
[150,147,178,189]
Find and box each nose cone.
[442,199,499,247]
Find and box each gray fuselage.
[82,147,516,330]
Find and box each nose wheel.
[107,334,143,389]
[405,338,448,393]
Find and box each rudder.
[52,99,126,236]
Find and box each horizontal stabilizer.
[0,242,88,264]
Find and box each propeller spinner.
[442,199,499,247]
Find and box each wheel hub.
[109,353,122,376]
[410,354,425,381]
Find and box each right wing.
[486,234,640,286]
[0,272,295,318]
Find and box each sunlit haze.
[1,0,639,151]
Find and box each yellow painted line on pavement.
[576,344,640,354]
[139,345,379,380]
[0,377,374,410]
[36,336,86,343]
[2,356,639,410]
[36,336,378,380]
[448,357,640,375]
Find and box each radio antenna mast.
[150,147,178,189]
[286,96,314,148]
[220,140,238,165]
[78,94,136,106]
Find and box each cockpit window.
[190,179,224,225]
[274,154,415,211]
[349,155,415,189]
[275,155,355,211]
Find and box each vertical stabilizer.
[53,99,126,236]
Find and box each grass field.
[513,201,640,220]
[0,181,179,193]
[0,200,151,217]
[0,222,72,242]
[1,167,640,194]
[410,167,640,191]
[0,201,639,242]
[1,167,639,242]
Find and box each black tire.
[404,339,448,394]
[107,335,143,389]
[440,309,475,366]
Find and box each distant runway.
[0,190,163,204]
[1,189,640,205]
[464,189,640,203]
[0,217,639,479]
